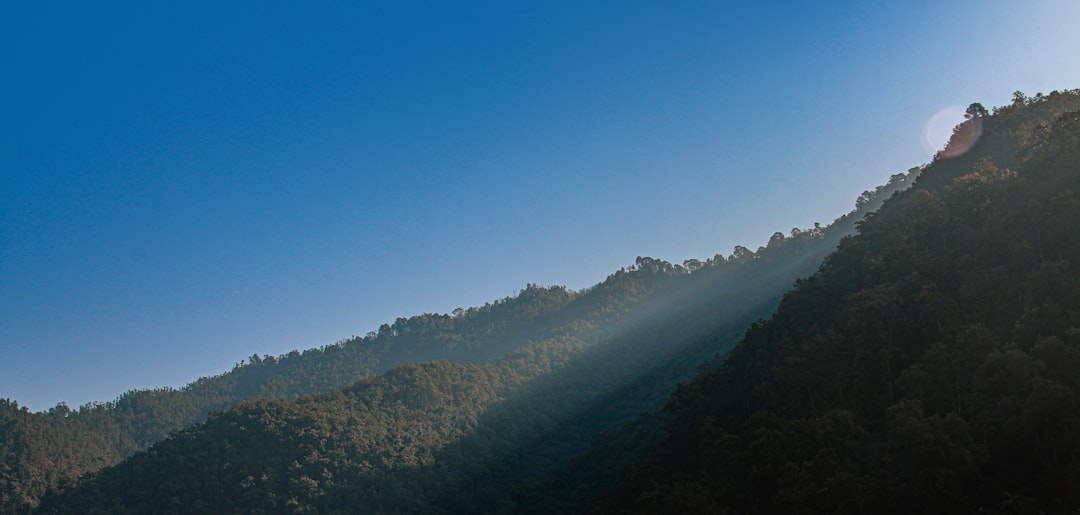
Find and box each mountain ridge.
[13,161,923,514]
[595,89,1080,513]
[14,89,1078,513]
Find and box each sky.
[3,1,1080,412]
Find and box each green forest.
[5,89,1080,513]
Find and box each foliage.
[602,90,1080,514]
[2,284,576,512]
[21,163,897,512]
[13,87,1033,515]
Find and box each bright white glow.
[922,106,967,157]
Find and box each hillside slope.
[22,168,916,513]
[602,91,1080,513]
[1,283,578,511]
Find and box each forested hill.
[598,90,1080,513]
[20,88,1075,514]
[1,282,579,511]
[19,144,915,512]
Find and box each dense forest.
[20,198,881,513]
[7,88,1080,513]
[594,90,1080,513]
[3,164,901,512]
[4,141,911,512]
[2,283,581,510]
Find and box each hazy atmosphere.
[3,1,1079,411]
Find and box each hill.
[2,283,578,511]
[18,162,912,513]
[598,90,1080,513]
[18,89,1073,515]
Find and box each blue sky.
[3,1,1079,411]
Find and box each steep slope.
[25,169,913,513]
[2,285,576,511]
[601,91,1080,513]
[5,229,827,513]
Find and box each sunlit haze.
[922,106,968,156]
[3,1,1080,411]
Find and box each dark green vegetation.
[23,209,873,513]
[600,90,1080,513]
[3,284,578,511]
[9,88,1080,514]
[6,152,908,512]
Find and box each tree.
[965,102,988,120]
[767,232,786,248]
[1012,91,1029,107]
[855,190,875,209]
[730,245,754,262]
[682,259,704,273]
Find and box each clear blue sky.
[3,1,1079,411]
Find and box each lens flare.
[922,106,967,156]
[922,105,983,159]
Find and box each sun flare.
[922,106,968,157]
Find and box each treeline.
[1,233,794,512]
[20,157,915,512]
[594,90,1080,513]
[12,84,1041,509]
[35,340,591,514]
[2,284,577,511]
